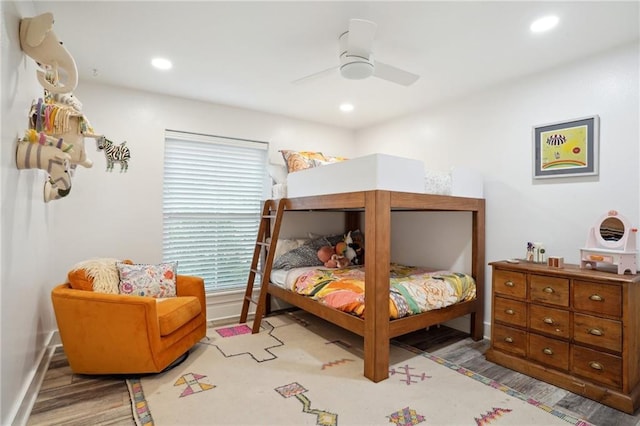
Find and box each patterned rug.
[127,311,590,426]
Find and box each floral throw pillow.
[117,262,177,298]
[279,150,326,173]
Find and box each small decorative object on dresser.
[486,260,640,413]
[580,210,637,274]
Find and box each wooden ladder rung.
[240,198,287,331]
[244,295,259,305]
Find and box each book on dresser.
[486,260,640,414]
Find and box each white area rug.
[128,311,590,425]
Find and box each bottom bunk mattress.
[270,264,476,319]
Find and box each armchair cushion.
[156,297,201,336]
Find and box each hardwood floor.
[28,320,640,426]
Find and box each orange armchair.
[51,275,207,375]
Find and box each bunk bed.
[240,189,485,383]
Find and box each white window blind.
[163,130,268,293]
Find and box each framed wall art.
[532,115,599,179]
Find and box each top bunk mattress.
[287,153,424,198]
[283,153,483,199]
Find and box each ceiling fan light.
[340,61,374,80]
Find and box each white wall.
[355,42,640,333]
[1,1,61,424]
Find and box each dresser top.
[490,260,640,284]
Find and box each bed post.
[364,190,391,382]
[470,199,486,341]
[345,210,360,231]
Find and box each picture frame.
[532,115,599,179]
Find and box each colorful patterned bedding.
[283,263,476,319]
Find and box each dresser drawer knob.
[504,337,514,343]
[589,361,604,371]
[505,309,515,315]
[504,281,515,288]
[543,286,555,294]
[589,294,604,302]
[543,317,554,325]
[588,328,604,336]
[542,348,554,355]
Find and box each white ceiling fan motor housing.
[338,31,374,80]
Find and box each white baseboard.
[442,314,491,340]
[10,331,59,426]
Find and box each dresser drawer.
[492,324,526,357]
[528,333,569,370]
[573,281,621,317]
[530,275,569,306]
[527,333,569,370]
[493,269,526,299]
[529,305,570,339]
[573,313,622,353]
[494,296,527,327]
[572,346,622,389]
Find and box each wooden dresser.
[486,260,640,413]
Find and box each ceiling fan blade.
[347,19,377,58]
[292,65,338,85]
[373,61,420,86]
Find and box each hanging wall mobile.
[97,136,131,172]
[17,12,103,201]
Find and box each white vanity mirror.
[580,210,637,274]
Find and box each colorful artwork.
[533,116,599,179]
[540,125,588,170]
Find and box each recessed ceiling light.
[530,15,559,33]
[339,103,354,112]
[151,57,173,70]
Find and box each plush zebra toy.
[96,136,130,172]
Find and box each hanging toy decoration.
[97,136,130,172]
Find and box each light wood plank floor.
[28,321,640,425]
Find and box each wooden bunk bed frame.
[240,190,485,383]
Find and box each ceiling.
[34,1,639,130]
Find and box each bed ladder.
[239,198,287,333]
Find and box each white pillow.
[272,238,309,261]
[267,164,288,185]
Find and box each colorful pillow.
[279,150,326,173]
[117,262,177,298]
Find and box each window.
[163,130,268,293]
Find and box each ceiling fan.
[294,19,420,86]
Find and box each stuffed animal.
[335,231,357,263]
[19,12,78,94]
[317,246,350,268]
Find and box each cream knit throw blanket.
[69,257,121,294]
